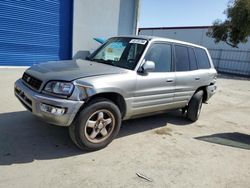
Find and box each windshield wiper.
[92,58,114,66]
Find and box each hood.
[25,59,128,82]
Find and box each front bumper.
[14,79,84,126]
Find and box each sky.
[139,0,229,28]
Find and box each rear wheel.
[186,90,203,122]
[69,98,121,151]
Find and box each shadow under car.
[0,110,191,165]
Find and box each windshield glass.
[89,37,148,70]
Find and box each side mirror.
[140,60,155,73]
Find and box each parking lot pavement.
[0,68,250,188]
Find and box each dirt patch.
[196,124,205,128]
[174,132,183,135]
[154,127,172,136]
[226,121,238,125]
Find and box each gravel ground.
[0,68,249,188]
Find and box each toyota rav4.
[14,36,217,150]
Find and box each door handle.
[195,77,200,80]
[166,79,174,83]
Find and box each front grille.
[22,73,42,90]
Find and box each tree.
[207,0,250,48]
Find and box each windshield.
[89,37,148,70]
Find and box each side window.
[174,45,189,72]
[188,48,198,70]
[195,48,211,69]
[144,43,172,72]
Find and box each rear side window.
[188,48,198,70]
[195,48,211,69]
[144,43,172,72]
[174,45,189,72]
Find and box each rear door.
[132,42,175,115]
[173,45,202,106]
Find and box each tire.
[69,98,121,151]
[186,90,203,122]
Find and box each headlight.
[44,81,74,96]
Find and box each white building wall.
[72,0,139,59]
[140,27,250,76]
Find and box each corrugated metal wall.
[0,0,72,66]
[139,27,250,77]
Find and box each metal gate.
[208,49,250,77]
[0,0,72,66]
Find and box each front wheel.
[186,90,203,122]
[69,98,121,151]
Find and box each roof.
[139,26,212,31]
[113,35,206,49]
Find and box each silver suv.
[14,36,217,150]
